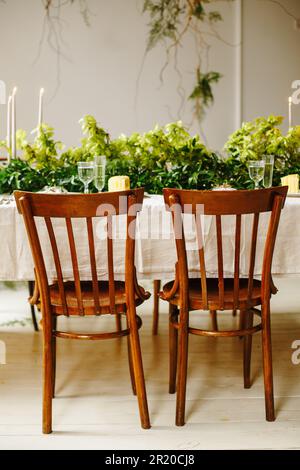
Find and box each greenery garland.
[0,115,299,195]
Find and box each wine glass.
[78,161,95,194]
[94,156,106,192]
[248,161,265,189]
[262,155,274,188]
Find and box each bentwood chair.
[160,186,288,426]
[14,189,151,433]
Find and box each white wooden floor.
[0,278,300,450]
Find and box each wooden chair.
[160,186,288,426]
[14,189,151,433]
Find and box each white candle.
[6,95,12,162]
[0,80,6,149]
[11,87,17,159]
[38,87,44,129]
[288,96,293,129]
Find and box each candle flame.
[40,87,45,95]
[289,96,293,104]
[12,86,17,96]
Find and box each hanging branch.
[35,0,91,98]
[264,0,299,21]
[142,0,299,123]
[142,0,234,122]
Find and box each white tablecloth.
[0,195,299,281]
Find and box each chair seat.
[50,280,149,316]
[161,278,265,311]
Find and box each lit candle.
[288,96,293,129]
[6,95,12,162]
[38,87,44,129]
[11,87,17,159]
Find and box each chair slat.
[247,213,260,302]
[65,218,84,316]
[86,218,101,316]
[216,215,224,309]
[233,214,242,309]
[107,214,116,314]
[195,214,208,309]
[44,217,68,316]
[168,194,189,311]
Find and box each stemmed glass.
[94,156,106,192]
[248,161,265,189]
[78,161,95,194]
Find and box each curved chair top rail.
[14,188,144,218]
[163,186,288,215]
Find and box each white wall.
[0,0,299,151]
[243,0,300,133]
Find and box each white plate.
[287,193,300,198]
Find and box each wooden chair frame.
[161,186,288,426]
[14,189,151,433]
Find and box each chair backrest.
[14,189,144,317]
[163,187,288,310]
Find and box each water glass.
[78,161,95,194]
[262,155,274,188]
[248,161,265,189]
[94,155,106,192]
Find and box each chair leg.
[232,309,237,317]
[127,307,150,429]
[52,316,57,398]
[239,309,246,340]
[42,311,53,434]
[115,314,122,332]
[126,316,136,395]
[243,309,254,389]
[210,310,218,331]
[261,302,275,421]
[169,304,179,394]
[28,281,39,332]
[239,309,246,331]
[152,280,161,335]
[176,307,189,427]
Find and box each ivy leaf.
[189,69,222,120]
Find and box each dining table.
[0,193,300,283]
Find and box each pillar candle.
[38,88,44,129]
[11,87,17,159]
